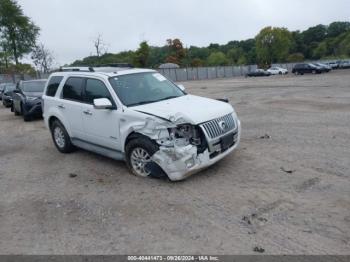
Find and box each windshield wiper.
[128,96,182,107]
[128,100,160,107]
[157,95,181,102]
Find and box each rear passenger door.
[80,78,120,150]
[60,77,85,139]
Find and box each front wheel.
[50,120,75,153]
[125,136,162,178]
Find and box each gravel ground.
[0,70,349,254]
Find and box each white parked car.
[267,66,288,75]
[42,66,241,181]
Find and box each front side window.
[46,76,63,97]
[84,79,112,104]
[62,77,84,102]
[21,80,46,93]
[109,72,185,107]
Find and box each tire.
[50,120,75,153]
[312,70,316,74]
[125,136,161,178]
[14,107,20,115]
[279,71,282,75]
[22,104,31,122]
[14,103,21,115]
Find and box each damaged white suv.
[42,66,241,181]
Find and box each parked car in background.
[313,63,331,72]
[1,83,16,107]
[339,60,350,69]
[267,66,288,75]
[292,63,323,75]
[246,69,271,77]
[12,79,47,121]
[0,83,10,100]
[309,63,327,73]
[325,61,339,69]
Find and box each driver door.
[80,78,120,150]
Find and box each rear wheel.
[50,120,75,153]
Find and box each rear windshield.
[22,81,46,92]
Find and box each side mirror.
[177,84,185,91]
[93,98,113,109]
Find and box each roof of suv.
[50,68,157,79]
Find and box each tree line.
[0,0,53,75]
[73,21,350,69]
[1,0,349,74]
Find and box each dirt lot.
[0,70,349,255]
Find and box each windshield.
[4,84,16,92]
[109,72,185,106]
[21,81,46,92]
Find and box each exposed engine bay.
[132,113,240,181]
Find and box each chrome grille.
[201,114,236,139]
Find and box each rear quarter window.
[46,76,63,97]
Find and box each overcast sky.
[17,0,350,66]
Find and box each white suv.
[42,66,241,181]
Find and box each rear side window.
[62,77,84,102]
[46,76,63,97]
[84,79,112,104]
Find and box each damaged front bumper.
[151,119,241,181]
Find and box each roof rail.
[59,66,94,72]
[94,63,134,68]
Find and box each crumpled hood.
[132,94,234,124]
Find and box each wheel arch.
[124,132,154,152]
[48,115,72,137]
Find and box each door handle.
[83,110,92,115]
[58,104,65,109]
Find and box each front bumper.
[2,97,12,107]
[23,100,43,117]
[152,119,241,181]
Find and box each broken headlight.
[169,124,201,146]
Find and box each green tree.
[255,27,292,65]
[207,51,228,66]
[0,0,39,65]
[287,53,304,62]
[301,24,327,58]
[327,22,350,38]
[313,42,328,59]
[227,47,246,65]
[190,58,204,67]
[133,41,150,68]
[337,31,350,57]
[0,39,11,68]
[165,38,186,66]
